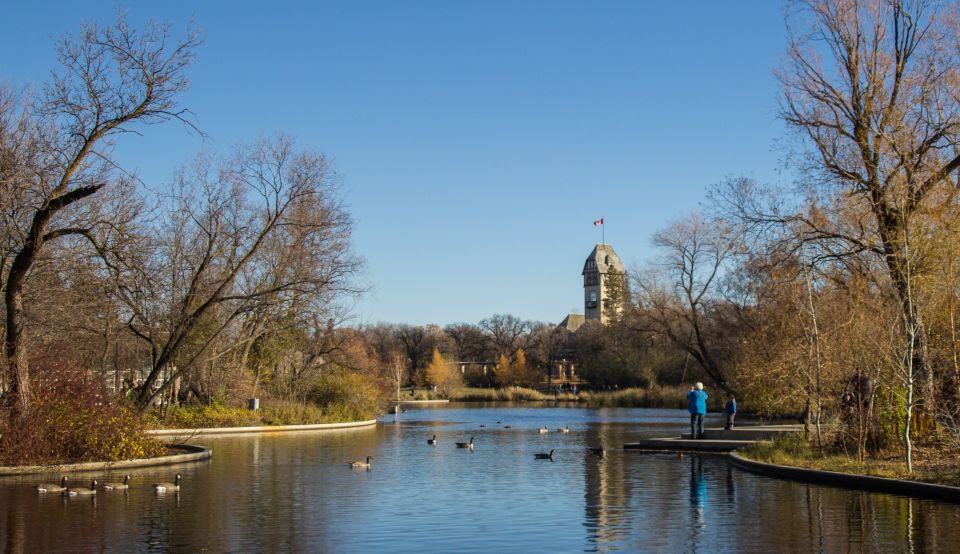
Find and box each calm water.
[1,405,958,552]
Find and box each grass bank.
[437,385,694,409]
[149,399,370,429]
[739,433,960,487]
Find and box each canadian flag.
[593,218,604,226]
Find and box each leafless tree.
[779,0,960,406]
[479,314,531,358]
[633,213,744,394]
[100,136,360,411]
[0,19,199,414]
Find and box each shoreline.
[0,444,212,477]
[146,419,378,439]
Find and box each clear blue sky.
[1,1,789,327]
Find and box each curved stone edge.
[729,451,960,503]
[395,400,450,404]
[0,444,212,477]
[146,419,378,438]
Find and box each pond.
[1,404,958,552]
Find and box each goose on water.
[36,476,68,494]
[102,475,131,490]
[557,425,570,433]
[589,446,605,458]
[534,449,555,460]
[66,480,98,496]
[538,426,549,434]
[455,437,475,449]
[427,434,437,445]
[153,474,182,493]
[349,456,373,469]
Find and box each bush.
[0,366,165,465]
[308,371,384,421]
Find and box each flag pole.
[602,221,605,245]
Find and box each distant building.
[582,243,625,324]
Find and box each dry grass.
[740,434,960,487]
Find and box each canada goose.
[455,437,474,449]
[66,480,98,496]
[538,426,549,434]
[153,474,182,492]
[102,475,131,490]
[534,449,555,460]
[427,434,438,445]
[36,476,68,494]
[349,456,373,469]
[479,424,486,428]
[588,446,605,458]
[504,425,512,429]
[557,426,571,433]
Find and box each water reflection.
[0,405,957,552]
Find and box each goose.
[455,437,475,449]
[588,446,605,458]
[36,476,68,494]
[427,434,438,445]
[153,474,182,493]
[534,449,555,460]
[349,456,373,469]
[102,475,131,490]
[65,480,97,496]
[503,425,512,429]
[538,426,549,434]
[557,425,571,433]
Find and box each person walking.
[687,382,708,439]
[724,395,737,430]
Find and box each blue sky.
[1,1,789,326]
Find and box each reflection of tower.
[582,244,625,323]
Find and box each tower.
[582,243,625,323]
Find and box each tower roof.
[582,243,624,275]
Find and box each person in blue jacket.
[724,395,737,430]
[687,382,708,439]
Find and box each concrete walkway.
[624,424,803,453]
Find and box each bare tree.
[0,19,199,414]
[479,314,531,358]
[634,213,744,394]
[101,136,360,411]
[778,0,960,413]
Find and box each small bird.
[102,475,131,490]
[65,480,97,496]
[349,456,373,469]
[557,425,571,433]
[153,474,182,493]
[589,446,605,458]
[428,434,438,445]
[455,437,475,449]
[538,426,549,434]
[534,449,555,460]
[36,476,68,494]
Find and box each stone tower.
[582,243,625,323]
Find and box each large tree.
[0,19,199,414]
[779,0,960,411]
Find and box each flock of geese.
[347,423,606,469]
[36,474,182,496]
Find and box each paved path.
[624,424,803,453]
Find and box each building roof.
[558,313,585,332]
[582,243,624,275]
